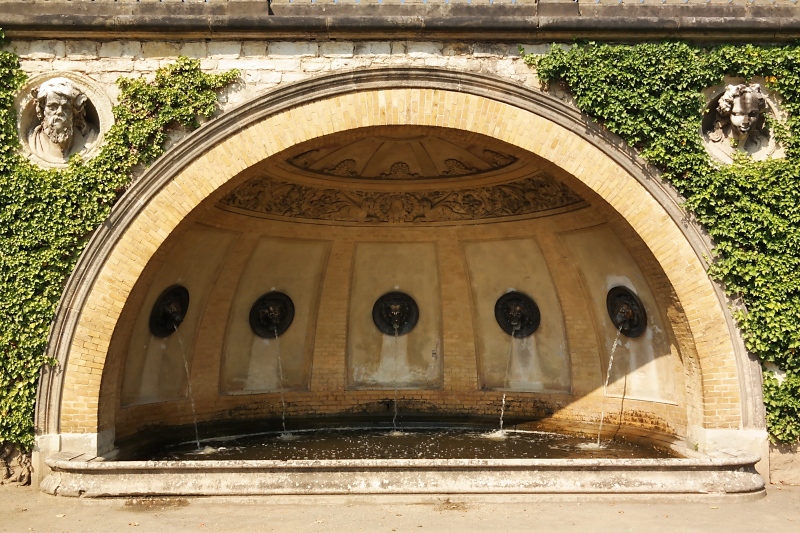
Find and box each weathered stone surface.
[142,42,181,58]
[216,59,266,71]
[263,58,302,72]
[320,41,354,58]
[179,42,208,58]
[443,43,472,56]
[771,444,800,485]
[20,40,64,60]
[354,41,392,56]
[301,58,333,72]
[4,2,800,41]
[41,453,765,498]
[241,41,268,57]
[50,59,92,73]
[269,41,317,57]
[407,41,442,57]
[98,41,141,59]
[280,72,312,84]
[390,41,408,55]
[473,43,507,57]
[208,41,242,59]
[330,58,372,70]
[65,41,98,60]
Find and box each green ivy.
[0,35,238,451]
[524,42,800,443]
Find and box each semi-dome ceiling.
[285,129,519,180]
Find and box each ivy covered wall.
[1,36,799,455]
[524,42,800,443]
[0,34,237,452]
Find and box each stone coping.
[42,452,765,497]
[2,2,800,41]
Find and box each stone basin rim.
[47,454,761,472]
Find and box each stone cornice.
[2,2,799,41]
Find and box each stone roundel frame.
[700,79,787,165]
[36,67,764,451]
[15,71,113,168]
[249,291,295,339]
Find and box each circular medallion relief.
[249,292,295,338]
[494,291,540,338]
[606,286,647,339]
[16,73,113,168]
[149,285,190,338]
[701,82,785,164]
[372,292,419,336]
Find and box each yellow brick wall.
[60,88,741,443]
[106,203,690,443]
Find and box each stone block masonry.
[4,40,540,125]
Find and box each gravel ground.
[1,483,799,533]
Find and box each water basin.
[142,427,673,462]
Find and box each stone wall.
[3,34,786,483]
[3,38,543,119]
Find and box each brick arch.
[36,68,762,457]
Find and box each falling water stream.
[485,324,518,440]
[391,325,401,435]
[175,330,201,449]
[274,326,292,439]
[596,328,623,447]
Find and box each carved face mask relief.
[249,292,295,338]
[372,292,419,336]
[494,291,540,338]
[606,286,647,338]
[149,285,190,338]
[730,91,762,138]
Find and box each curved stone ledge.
[42,453,765,498]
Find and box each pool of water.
[140,427,674,461]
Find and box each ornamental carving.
[288,150,320,168]
[220,173,584,224]
[701,83,785,164]
[324,159,357,177]
[381,162,420,180]
[25,78,99,165]
[18,73,113,169]
[484,149,515,167]
[442,159,476,176]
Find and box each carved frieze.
[323,159,357,177]
[220,173,584,224]
[288,150,320,168]
[381,162,420,180]
[484,149,515,167]
[442,159,476,176]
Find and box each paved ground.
[2,484,799,533]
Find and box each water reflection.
[143,427,673,461]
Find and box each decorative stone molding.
[4,2,800,41]
[15,72,112,169]
[219,173,584,224]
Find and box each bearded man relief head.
[27,78,99,165]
